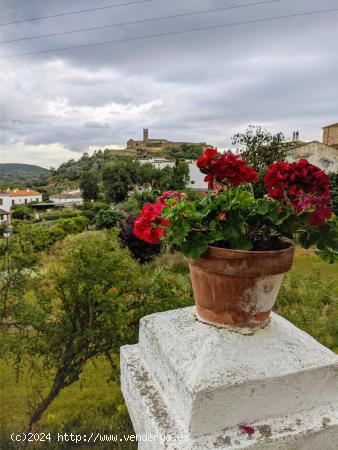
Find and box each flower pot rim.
[206,241,295,257]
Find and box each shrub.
[39,209,80,221]
[48,216,89,243]
[120,215,161,263]
[11,204,34,220]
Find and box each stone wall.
[323,125,338,148]
[287,141,338,173]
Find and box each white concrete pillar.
[121,307,338,449]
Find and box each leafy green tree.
[95,209,123,229]
[80,170,100,201]
[103,160,141,202]
[232,125,288,171]
[16,231,141,433]
[170,159,190,190]
[167,143,204,160]
[13,222,52,252]
[138,163,162,188]
[81,201,111,222]
[0,231,38,323]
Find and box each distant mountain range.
[0,163,50,186]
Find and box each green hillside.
[0,163,50,186]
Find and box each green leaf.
[315,248,338,264]
[181,232,209,259]
[231,236,254,251]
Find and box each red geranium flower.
[197,148,218,173]
[308,205,332,227]
[133,192,183,244]
[197,149,258,188]
[264,159,332,227]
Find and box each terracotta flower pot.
[188,243,295,334]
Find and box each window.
[25,199,28,204]
[0,199,3,205]
[0,215,3,220]
[12,200,15,206]
[36,198,38,202]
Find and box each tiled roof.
[9,189,42,197]
[0,208,10,215]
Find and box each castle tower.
[143,128,149,142]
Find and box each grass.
[292,247,338,279]
[0,356,136,450]
[0,248,336,448]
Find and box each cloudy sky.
[1,0,338,168]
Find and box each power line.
[0,0,152,26]
[2,7,338,60]
[0,0,281,44]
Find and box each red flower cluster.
[133,192,183,244]
[197,148,258,188]
[264,159,332,226]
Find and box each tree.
[170,159,190,190]
[103,160,141,202]
[167,144,204,160]
[0,229,38,324]
[16,231,142,433]
[80,170,100,201]
[232,125,288,171]
[81,201,111,222]
[95,209,123,229]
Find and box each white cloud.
[1,0,338,167]
[0,141,93,168]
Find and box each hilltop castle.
[127,129,206,154]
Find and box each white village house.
[49,189,83,207]
[0,189,43,225]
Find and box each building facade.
[0,189,42,208]
[0,190,11,213]
[323,123,338,149]
[286,123,338,173]
[49,190,83,207]
[286,141,338,173]
[8,189,42,206]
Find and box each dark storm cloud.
[1,0,338,165]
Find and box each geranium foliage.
[134,149,338,262]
